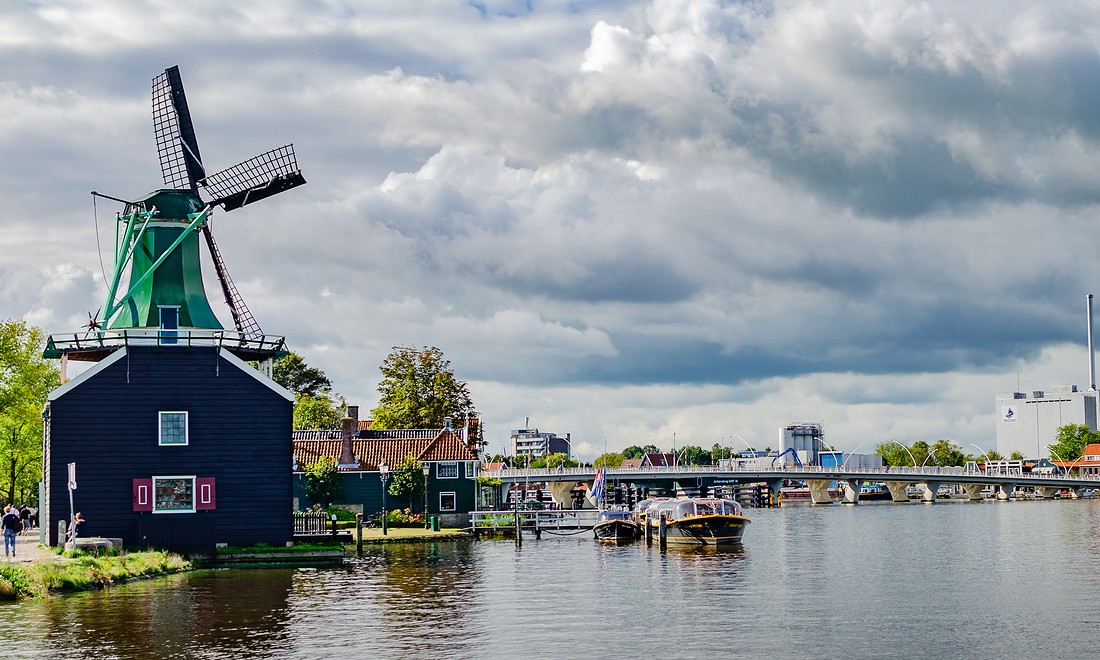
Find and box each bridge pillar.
[842,479,860,504]
[962,484,985,501]
[807,480,835,505]
[1037,486,1060,499]
[766,480,784,506]
[885,481,910,502]
[921,481,941,503]
[549,481,576,508]
[997,484,1016,500]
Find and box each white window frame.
[437,462,458,479]
[159,411,189,446]
[152,476,196,514]
[439,491,456,511]
[466,461,478,479]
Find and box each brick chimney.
[338,408,358,468]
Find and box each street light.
[379,462,390,536]
[889,441,917,467]
[969,444,992,474]
[921,448,937,469]
[841,445,864,470]
[422,463,431,529]
[1047,448,1080,476]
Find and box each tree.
[985,450,1005,461]
[928,439,966,467]
[387,454,425,510]
[1049,424,1100,461]
[371,346,477,432]
[1009,451,1025,460]
[530,452,578,469]
[679,445,711,466]
[593,452,624,468]
[302,456,342,506]
[874,442,912,467]
[293,393,343,430]
[273,352,333,398]
[0,320,59,505]
[621,445,644,460]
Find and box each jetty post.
[356,513,363,557]
[658,512,667,550]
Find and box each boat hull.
[593,519,642,542]
[651,515,749,545]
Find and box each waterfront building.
[995,386,1097,459]
[293,408,481,527]
[779,423,826,466]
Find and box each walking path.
[7,529,64,565]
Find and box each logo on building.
[1001,406,1018,423]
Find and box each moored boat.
[641,497,750,545]
[593,509,642,542]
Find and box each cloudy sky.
[4,0,1100,459]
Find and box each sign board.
[67,462,77,490]
[1001,406,1018,423]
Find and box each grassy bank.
[0,550,190,600]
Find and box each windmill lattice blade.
[153,66,205,191]
[201,226,264,338]
[201,144,306,211]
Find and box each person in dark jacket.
[1,505,20,558]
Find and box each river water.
[7,498,1100,659]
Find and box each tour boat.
[641,497,750,545]
[592,509,642,542]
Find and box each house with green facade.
[293,409,481,527]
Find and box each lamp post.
[921,447,937,469]
[379,462,390,536]
[969,444,992,474]
[841,445,864,470]
[889,441,917,467]
[422,463,431,529]
[1047,448,1080,476]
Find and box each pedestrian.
[69,512,85,543]
[18,505,29,534]
[1,505,20,559]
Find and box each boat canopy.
[596,510,632,523]
[643,498,744,520]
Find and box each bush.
[384,508,425,527]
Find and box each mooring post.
[514,498,522,548]
[645,514,653,546]
[659,512,667,550]
[356,513,363,558]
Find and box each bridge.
[480,465,1100,505]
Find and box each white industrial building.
[995,386,1097,460]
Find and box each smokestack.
[1089,294,1096,392]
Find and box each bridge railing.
[480,464,1100,483]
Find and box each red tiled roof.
[293,429,478,471]
[621,458,643,468]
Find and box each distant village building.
[509,422,571,458]
[293,408,482,527]
[995,386,1097,459]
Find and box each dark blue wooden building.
[43,345,294,551]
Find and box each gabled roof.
[293,428,478,471]
[621,458,643,468]
[1082,443,1100,458]
[642,452,675,467]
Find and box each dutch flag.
[590,468,606,504]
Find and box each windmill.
[88,65,305,353]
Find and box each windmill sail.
[201,225,263,338]
[153,66,206,191]
[201,144,306,211]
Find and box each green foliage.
[985,450,1005,461]
[874,442,914,467]
[927,439,966,467]
[0,320,59,505]
[1,550,189,600]
[593,452,624,468]
[621,444,660,460]
[303,456,342,505]
[293,392,343,430]
[711,444,734,461]
[273,351,333,397]
[384,508,425,527]
[1009,451,1025,460]
[678,445,711,466]
[529,452,578,469]
[387,454,425,508]
[370,346,477,432]
[1049,424,1100,462]
[476,475,502,486]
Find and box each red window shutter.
[196,477,216,510]
[132,478,153,512]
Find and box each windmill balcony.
[44,327,287,364]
